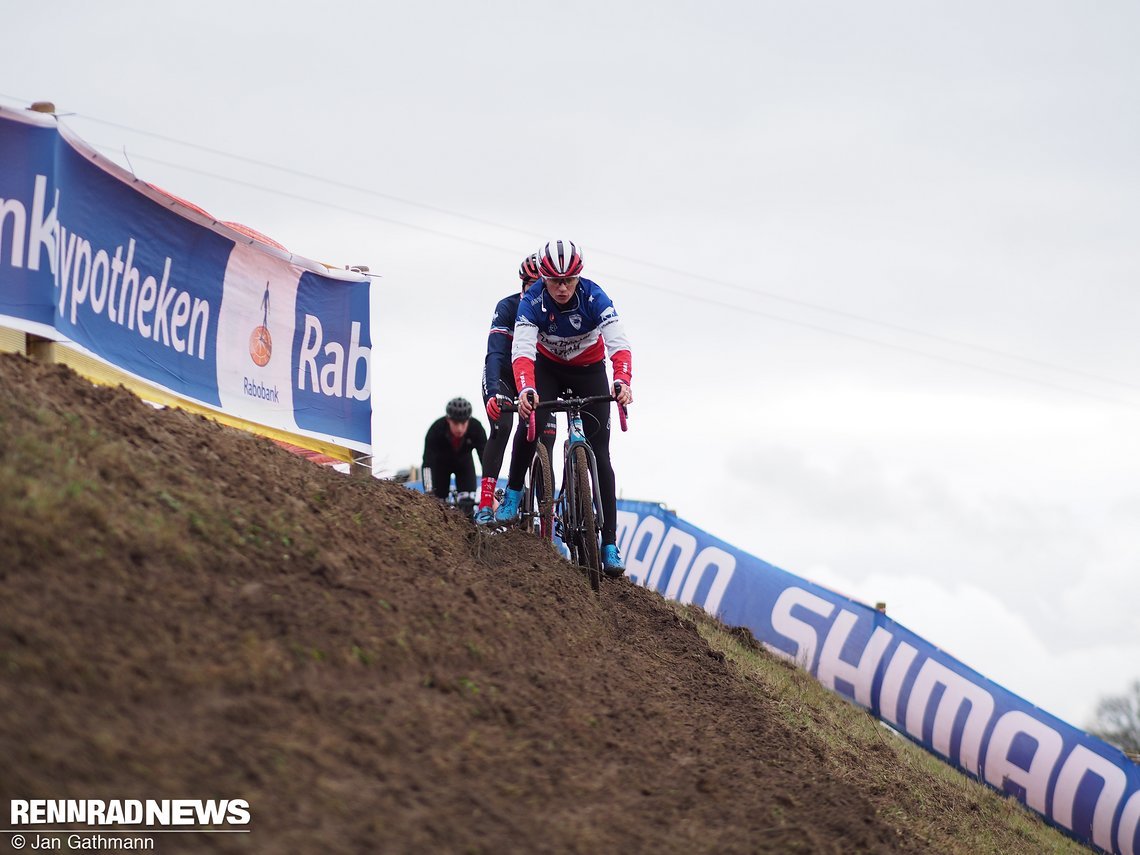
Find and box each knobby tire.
[573,445,602,592]
[528,443,554,541]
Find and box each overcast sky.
[4,0,1138,729]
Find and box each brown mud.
[0,354,1074,854]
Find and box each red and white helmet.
[538,239,584,278]
[518,252,541,282]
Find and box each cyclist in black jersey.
[422,397,486,517]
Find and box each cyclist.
[474,253,557,526]
[495,239,634,576]
[422,397,487,518]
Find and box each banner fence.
[615,499,1139,855]
[0,106,371,455]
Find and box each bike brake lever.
[612,383,629,432]
[524,391,538,442]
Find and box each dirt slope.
[0,354,1079,854]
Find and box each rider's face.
[546,276,579,305]
[446,418,468,438]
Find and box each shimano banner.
[615,500,1140,855]
[0,107,371,452]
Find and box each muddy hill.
[0,354,1084,854]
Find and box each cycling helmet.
[518,252,541,283]
[446,397,472,421]
[538,239,584,278]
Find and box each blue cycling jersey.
[481,292,521,404]
[512,278,631,370]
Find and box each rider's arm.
[422,418,443,470]
[610,346,632,388]
[594,290,633,387]
[471,419,488,459]
[510,296,540,400]
[483,296,516,405]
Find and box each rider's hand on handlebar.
[518,388,538,419]
[613,381,633,406]
[486,396,502,422]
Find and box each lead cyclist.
[494,239,634,576]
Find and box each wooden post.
[349,455,373,480]
[25,334,55,362]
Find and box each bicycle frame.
[558,406,605,535]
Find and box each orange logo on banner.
[249,325,272,367]
[249,281,273,366]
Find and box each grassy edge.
[670,602,1090,855]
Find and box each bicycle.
[493,395,556,541]
[422,469,476,520]
[523,390,628,591]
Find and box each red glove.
[486,396,501,422]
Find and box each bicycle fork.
[562,414,605,536]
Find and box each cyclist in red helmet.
[495,239,634,575]
[474,253,557,525]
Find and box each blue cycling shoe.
[494,488,524,523]
[473,506,495,526]
[601,544,625,578]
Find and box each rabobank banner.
[0,106,370,452]
[615,500,1140,855]
[0,110,58,337]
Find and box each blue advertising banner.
[0,106,371,452]
[0,110,58,336]
[614,500,1140,855]
[291,271,372,444]
[398,478,1139,850]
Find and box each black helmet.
[446,397,472,421]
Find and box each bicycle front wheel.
[527,443,554,540]
[572,445,601,591]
